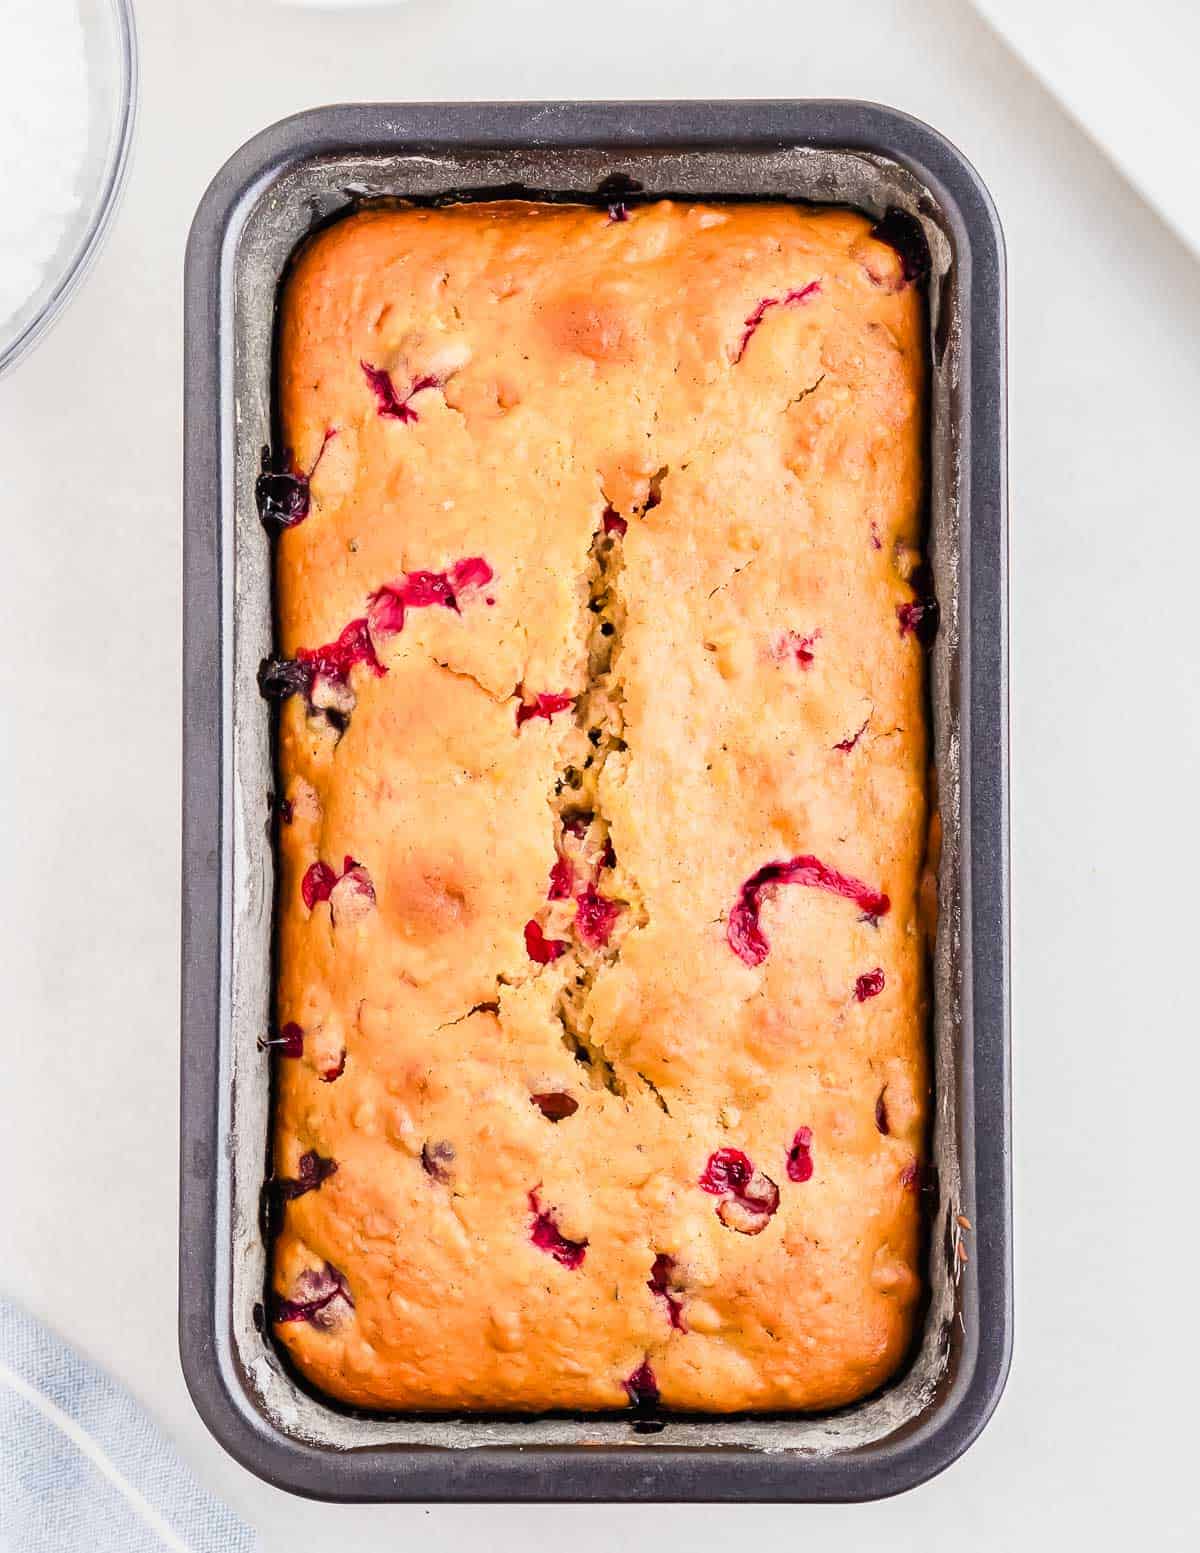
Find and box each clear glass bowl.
[0,0,138,378]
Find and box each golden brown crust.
[268,200,929,1412]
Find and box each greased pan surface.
[181,100,1009,1502]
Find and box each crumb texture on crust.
[267,200,930,1414]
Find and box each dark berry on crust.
[273,1262,353,1327]
[255,430,337,530]
[624,1359,659,1408]
[258,655,312,702]
[897,562,939,645]
[786,1127,814,1184]
[648,1253,686,1330]
[259,618,384,725]
[528,1190,587,1268]
[256,448,310,529]
[275,1149,338,1201]
[532,1092,580,1121]
[869,208,931,286]
[421,1140,456,1182]
[901,1160,936,1197]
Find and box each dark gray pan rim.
[181,99,1009,1503]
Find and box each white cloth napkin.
[0,1301,258,1553]
[971,0,1200,258]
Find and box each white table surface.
[4,0,1199,1545]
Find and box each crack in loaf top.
[266,199,932,1416]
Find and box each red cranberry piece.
[897,563,940,645]
[361,360,442,423]
[262,1021,304,1058]
[298,617,385,686]
[515,689,575,728]
[277,796,294,824]
[421,1140,455,1182]
[781,629,819,668]
[869,208,931,286]
[716,1172,780,1234]
[607,202,630,223]
[900,1160,934,1195]
[275,1149,338,1201]
[273,1262,354,1328]
[870,522,883,551]
[648,1254,686,1331]
[448,557,494,593]
[834,718,870,753]
[624,1360,659,1408]
[337,856,375,904]
[700,1148,754,1196]
[369,557,494,637]
[602,505,628,536]
[399,570,458,609]
[320,1050,346,1083]
[717,1187,779,1234]
[575,886,621,948]
[855,967,885,1001]
[700,1149,780,1232]
[528,1190,587,1268]
[367,587,408,635]
[302,861,338,910]
[531,1092,579,1121]
[525,920,568,963]
[261,616,385,719]
[786,1126,814,1184]
[547,857,574,900]
[734,280,821,363]
[727,855,891,966]
[875,1089,890,1134]
[304,856,374,915]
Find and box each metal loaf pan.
[181,101,1010,1502]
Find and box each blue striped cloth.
[0,1301,258,1553]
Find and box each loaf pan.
[181,100,1010,1502]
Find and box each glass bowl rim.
[0,0,140,379]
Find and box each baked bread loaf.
[262,198,932,1414]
